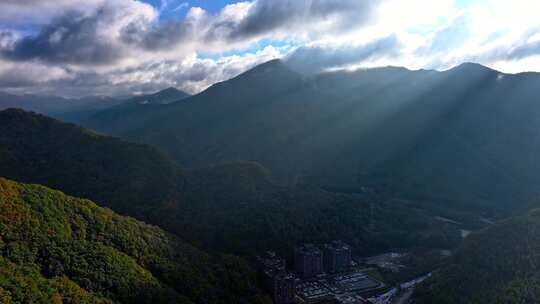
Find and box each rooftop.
[296,243,322,254]
[325,240,351,251]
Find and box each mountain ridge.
[77,59,540,216]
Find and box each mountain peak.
[160,86,182,94]
[204,58,303,96]
[134,87,190,105]
[239,59,291,77]
[449,62,498,74]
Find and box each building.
[257,251,286,273]
[323,241,352,274]
[257,252,296,304]
[269,270,296,304]
[295,244,323,279]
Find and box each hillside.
[0,109,461,257]
[413,209,540,303]
[0,108,183,217]
[0,178,266,304]
[80,60,540,215]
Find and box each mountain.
[73,87,191,128]
[0,108,182,217]
[0,109,461,258]
[0,87,189,124]
[413,208,540,303]
[0,177,266,304]
[0,91,123,117]
[79,60,540,216]
[128,87,191,105]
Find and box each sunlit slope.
[0,178,264,304]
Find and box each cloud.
[416,14,472,56]
[0,60,70,88]
[0,45,284,97]
[3,0,540,97]
[172,2,189,12]
[2,12,121,64]
[507,41,540,61]
[0,0,387,96]
[122,0,383,52]
[209,0,381,42]
[285,35,402,74]
[1,0,155,65]
[121,18,193,51]
[0,0,106,27]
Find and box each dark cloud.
[285,35,401,74]
[1,9,122,65]
[0,72,39,88]
[120,0,382,52]
[0,32,16,49]
[210,0,380,42]
[507,40,540,60]
[2,0,49,5]
[121,19,193,51]
[469,29,540,63]
[2,0,43,6]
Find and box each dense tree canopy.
[414,209,540,303]
[0,177,267,304]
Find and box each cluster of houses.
[257,241,382,304]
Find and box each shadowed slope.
[414,208,540,303]
[0,109,460,258]
[80,60,540,214]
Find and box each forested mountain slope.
[413,208,540,303]
[0,109,460,257]
[81,60,540,214]
[0,178,266,304]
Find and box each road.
[392,289,413,304]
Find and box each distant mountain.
[74,87,191,128]
[0,177,265,304]
[0,91,123,117]
[128,87,191,105]
[413,208,540,303]
[0,87,189,124]
[0,109,460,257]
[79,60,540,215]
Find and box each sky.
[0,0,540,97]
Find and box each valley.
[3,1,540,303]
[1,60,539,304]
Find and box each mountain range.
[0,91,122,117]
[4,58,540,303]
[78,60,540,217]
[0,87,190,123]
